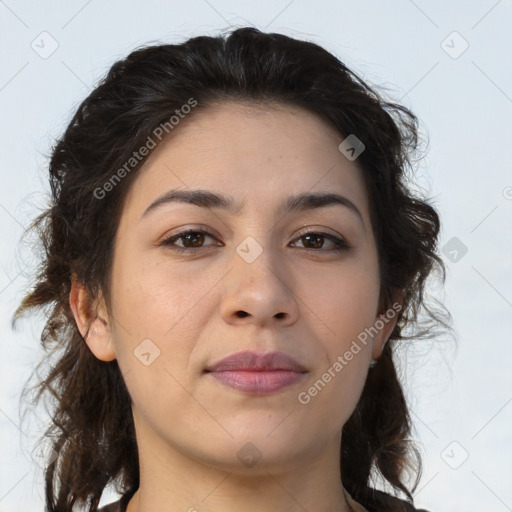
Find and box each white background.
[1,1,511,511]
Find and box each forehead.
[119,100,371,225]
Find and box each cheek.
[300,282,377,427]
[302,261,380,344]
[296,335,370,437]
[111,249,209,337]
[108,257,210,418]
[108,250,222,387]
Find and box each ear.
[371,292,404,361]
[69,273,116,362]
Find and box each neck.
[125,438,354,512]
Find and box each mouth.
[204,350,308,395]
[205,369,306,394]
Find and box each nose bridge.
[236,235,281,286]
[220,233,299,326]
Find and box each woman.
[14,27,449,512]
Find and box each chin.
[189,428,314,474]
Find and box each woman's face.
[78,101,397,475]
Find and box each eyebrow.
[140,189,364,225]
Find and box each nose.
[220,242,300,328]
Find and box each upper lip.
[205,350,307,373]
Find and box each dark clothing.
[365,488,431,512]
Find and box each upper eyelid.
[161,227,349,247]
[161,227,218,243]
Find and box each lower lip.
[207,370,306,394]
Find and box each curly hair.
[13,26,451,512]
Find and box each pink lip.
[205,350,308,394]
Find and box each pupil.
[306,234,322,248]
[185,232,203,247]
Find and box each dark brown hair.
[13,26,451,512]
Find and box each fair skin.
[70,101,398,512]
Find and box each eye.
[159,228,349,254]
[159,229,221,253]
[291,231,349,252]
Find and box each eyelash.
[159,228,350,254]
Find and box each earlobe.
[69,273,116,362]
